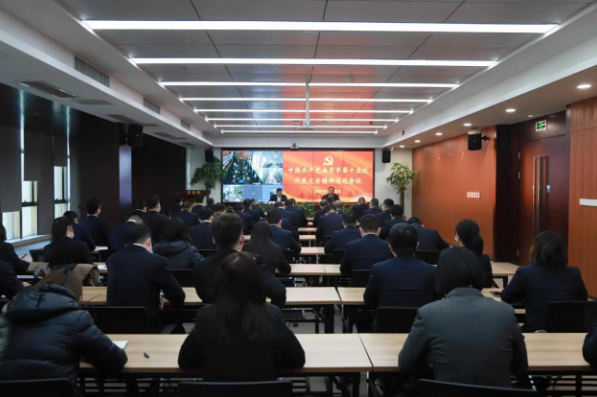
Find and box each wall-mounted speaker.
[468,130,488,151]
[127,124,143,148]
[382,149,392,163]
[205,149,214,163]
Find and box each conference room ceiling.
[53,0,595,137]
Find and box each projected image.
[222,185,244,202]
[222,150,283,185]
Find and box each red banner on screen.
[282,151,374,202]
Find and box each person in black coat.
[313,200,330,227]
[408,217,450,251]
[153,218,204,270]
[267,210,301,255]
[364,198,382,216]
[243,199,261,224]
[340,215,393,277]
[44,217,94,268]
[270,188,288,203]
[316,205,344,244]
[324,211,362,254]
[108,214,143,252]
[171,196,183,216]
[273,202,298,227]
[132,199,147,220]
[251,199,265,219]
[107,224,186,331]
[0,269,127,389]
[376,198,394,225]
[189,210,217,250]
[455,219,493,288]
[174,201,200,228]
[63,211,96,252]
[501,231,588,332]
[192,194,212,221]
[353,197,369,220]
[321,186,340,203]
[143,195,170,243]
[194,214,286,306]
[285,198,308,227]
[0,260,25,299]
[234,203,254,230]
[583,322,597,366]
[243,222,292,274]
[180,252,304,380]
[80,199,110,247]
[364,223,438,308]
[0,224,29,274]
[380,204,407,240]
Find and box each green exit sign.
[536,120,547,131]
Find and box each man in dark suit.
[109,214,144,252]
[380,204,407,240]
[313,200,329,227]
[274,202,298,228]
[143,195,170,244]
[324,211,362,254]
[376,198,394,224]
[106,223,186,332]
[353,197,369,220]
[174,201,200,228]
[321,186,340,203]
[79,198,110,247]
[192,194,211,220]
[270,188,287,203]
[0,260,25,300]
[315,205,344,244]
[267,210,301,254]
[189,209,216,250]
[243,199,261,223]
[63,210,96,252]
[340,215,393,277]
[171,196,183,216]
[193,213,286,306]
[408,217,450,251]
[250,199,265,219]
[132,199,147,220]
[234,203,254,230]
[364,223,438,308]
[364,198,382,216]
[285,199,308,227]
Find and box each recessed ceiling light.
[399,145,405,148]
[414,140,421,143]
[133,58,495,67]
[506,108,516,113]
[578,84,592,89]
[160,81,458,88]
[181,97,432,103]
[528,114,534,118]
[86,20,557,34]
[463,123,472,127]
[214,125,379,129]
[436,132,443,136]
[204,118,398,122]
[194,109,412,114]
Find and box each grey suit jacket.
[398,288,528,388]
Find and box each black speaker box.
[127,124,144,148]
[205,149,215,163]
[468,133,483,151]
[382,149,392,163]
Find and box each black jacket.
[0,242,29,274]
[143,211,170,243]
[316,212,344,242]
[171,204,182,216]
[243,208,261,224]
[583,322,597,366]
[243,241,292,274]
[80,215,110,247]
[0,260,23,300]
[340,234,393,277]
[192,205,211,221]
[189,222,216,250]
[285,206,308,227]
[380,217,407,240]
[324,226,361,254]
[478,254,494,288]
[281,219,299,241]
[352,203,369,220]
[376,210,392,224]
[108,221,137,252]
[43,238,93,267]
[193,247,286,307]
[73,223,96,252]
[413,225,449,252]
[312,208,327,227]
[321,193,340,203]
[0,285,127,388]
[174,210,200,228]
[270,194,288,203]
[107,245,186,325]
[153,240,204,270]
[363,207,382,216]
[235,211,254,230]
[178,304,305,381]
[278,208,298,228]
[270,225,301,254]
[501,264,588,332]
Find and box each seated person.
[212,202,228,216]
[180,252,305,380]
[132,198,147,219]
[399,247,528,387]
[321,186,340,203]
[44,217,93,267]
[315,205,344,244]
[243,221,292,275]
[364,198,382,216]
[270,187,288,203]
[0,260,26,300]
[353,197,369,220]
[0,269,127,390]
[364,223,437,309]
[379,204,407,240]
[192,193,211,220]
[173,201,200,228]
[340,215,393,278]
[143,195,170,243]
[153,218,204,270]
[234,202,254,230]
[107,224,186,332]
[79,198,110,247]
[324,211,361,254]
[408,217,450,251]
[455,219,493,288]
[243,199,261,224]
[274,202,298,228]
[584,323,597,366]
[63,210,96,252]
[0,224,29,274]
[376,198,394,224]
[108,213,143,252]
[266,210,301,255]
[501,231,588,332]
[285,198,308,227]
[313,200,329,227]
[194,214,286,306]
[250,199,265,219]
[189,208,216,250]
[171,196,183,216]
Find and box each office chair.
[375,306,419,333]
[350,269,371,287]
[179,380,292,397]
[417,379,539,397]
[545,301,597,333]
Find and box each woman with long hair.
[455,219,493,287]
[153,217,203,269]
[243,221,291,274]
[43,217,93,268]
[178,252,304,380]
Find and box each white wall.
[374,148,413,218]
[187,147,222,203]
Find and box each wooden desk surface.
[300,246,328,256]
[324,264,342,276]
[337,287,366,305]
[244,234,315,242]
[81,334,371,374]
[307,217,314,221]
[282,264,327,277]
[298,227,317,233]
[491,262,518,277]
[359,333,593,373]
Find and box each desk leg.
[352,373,361,397]
[576,374,582,397]
[324,305,335,333]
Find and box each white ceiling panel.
[191,0,327,20]
[465,0,593,3]
[312,65,401,75]
[447,3,589,23]
[310,86,379,94]
[386,73,468,84]
[411,46,512,61]
[376,86,454,94]
[318,32,430,47]
[58,0,200,19]
[119,44,219,58]
[194,102,249,109]
[99,31,213,46]
[170,87,240,95]
[141,64,230,74]
[325,2,461,22]
[423,32,535,48]
[230,74,313,82]
[152,73,234,82]
[216,45,316,58]
[392,65,484,76]
[246,103,306,110]
[208,31,319,45]
[372,92,435,100]
[309,74,395,83]
[237,86,307,94]
[315,45,417,59]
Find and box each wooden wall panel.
[412,127,497,256]
[569,97,597,296]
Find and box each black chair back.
[545,301,597,333]
[376,306,419,333]
[30,249,45,262]
[350,269,371,287]
[179,380,292,397]
[198,249,217,258]
[0,379,73,397]
[282,249,295,263]
[333,249,345,264]
[417,379,539,397]
[320,235,333,246]
[84,306,152,334]
[381,289,436,308]
[171,269,194,287]
[415,250,441,265]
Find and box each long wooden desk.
[244,234,316,243]
[300,246,328,256]
[298,227,317,234]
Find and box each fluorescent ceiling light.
[214,125,380,129]
[195,109,412,114]
[86,20,557,34]
[577,84,592,89]
[161,81,458,88]
[133,58,494,67]
[222,130,378,134]
[206,118,398,122]
[506,108,516,113]
[310,82,458,88]
[182,97,431,103]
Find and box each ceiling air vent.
[75,57,109,87]
[73,99,112,106]
[144,98,161,115]
[181,120,191,130]
[19,81,77,99]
